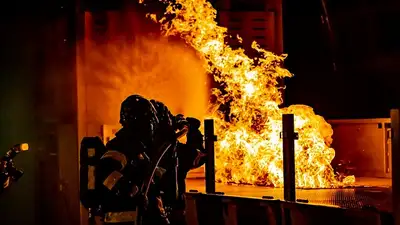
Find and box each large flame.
[142,0,355,188]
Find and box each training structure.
[182,114,396,225]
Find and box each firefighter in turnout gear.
[80,94,207,225]
[149,100,207,225]
[97,95,170,225]
[172,116,206,225]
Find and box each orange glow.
[145,0,355,188]
[20,143,29,151]
[80,35,210,125]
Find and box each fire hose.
[0,143,29,195]
[136,125,189,225]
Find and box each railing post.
[204,119,216,193]
[391,109,400,225]
[281,114,297,225]
[282,114,297,202]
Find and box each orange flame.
[143,0,355,188]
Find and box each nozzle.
[12,143,29,153]
[20,143,29,152]
[3,143,30,161]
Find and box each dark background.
[282,0,400,119]
[0,0,399,225]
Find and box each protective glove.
[174,114,189,131]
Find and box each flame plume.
[142,0,355,188]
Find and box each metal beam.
[391,109,400,225]
[204,119,216,193]
[282,114,296,202]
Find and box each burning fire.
[142,0,355,188]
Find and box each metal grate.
[278,188,391,211]
[187,180,393,212]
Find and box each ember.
[142,0,355,188]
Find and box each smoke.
[81,36,209,126]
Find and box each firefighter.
[97,94,170,225]
[172,116,206,225]
[97,95,207,225]
[150,100,207,225]
[0,143,28,195]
